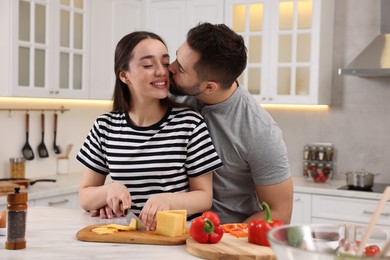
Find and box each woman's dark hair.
[112,31,177,112]
[187,23,247,90]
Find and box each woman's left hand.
[89,205,117,219]
[139,194,170,231]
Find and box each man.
[168,22,293,224]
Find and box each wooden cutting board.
[76,224,190,245]
[186,234,276,260]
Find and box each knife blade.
[122,207,147,231]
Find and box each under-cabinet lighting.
[0,97,329,111]
[0,97,112,107]
[262,104,329,110]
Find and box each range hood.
[339,0,390,77]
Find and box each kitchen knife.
[122,207,147,231]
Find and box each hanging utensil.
[37,112,49,158]
[0,178,56,188]
[53,112,61,154]
[22,112,34,160]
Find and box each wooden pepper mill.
[5,187,28,250]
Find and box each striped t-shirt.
[76,107,223,215]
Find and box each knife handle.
[119,203,128,214]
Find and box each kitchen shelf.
[0,106,70,115]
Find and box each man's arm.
[243,177,294,224]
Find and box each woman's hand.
[139,194,170,231]
[89,205,116,219]
[105,182,132,217]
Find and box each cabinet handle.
[48,199,69,206]
[268,97,273,101]
[363,210,390,217]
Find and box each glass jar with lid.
[9,158,25,179]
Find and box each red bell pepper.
[248,202,284,246]
[189,211,224,243]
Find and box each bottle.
[5,187,28,250]
[309,146,318,160]
[325,147,334,161]
[9,157,26,179]
[303,145,310,160]
[318,147,325,161]
[303,162,309,177]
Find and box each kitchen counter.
[1,174,387,208]
[0,172,82,207]
[0,206,200,259]
[293,176,388,200]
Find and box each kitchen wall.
[0,99,111,179]
[1,0,389,184]
[268,0,390,183]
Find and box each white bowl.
[267,223,390,260]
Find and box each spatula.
[37,112,49,158]
[22,112,34,160]
[53,112,61,154]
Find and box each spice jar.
[317,146,325,161]
[303,162,309,177]
[303,146,310,160]
[9,157,25,179]
[325,147,334,161]
[309,146,318,160]
[5,187,28,250]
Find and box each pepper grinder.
[5,187,28,250]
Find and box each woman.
[76,31,222,231]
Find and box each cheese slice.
[91,227,118,235]
[155,210,187,237]
[129,218,137,230]
[91,219,138,235]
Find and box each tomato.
[364,244,380,257]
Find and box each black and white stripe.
[77,107,222,214]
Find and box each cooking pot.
[0,178,56,188]
[345,170,379,189]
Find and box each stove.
[338,183,390,193]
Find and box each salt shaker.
[5,187,28,250]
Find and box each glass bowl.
[267,223,390,260]
[308,163,333,183]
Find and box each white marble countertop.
[292,176,387,200]
[0,206,200,260]
[1,173,387,208]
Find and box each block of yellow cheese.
[155,210,187,237]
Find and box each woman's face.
[124,38,170,102]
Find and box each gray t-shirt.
[173,86,290,223]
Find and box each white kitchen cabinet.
[7,0,90,99]
[291,192,311,224]
[145,0,224,59]
[0,193,79,210]
[89,0,143,100]
[225,0,334,105]
[312,194,390,227]
[31,193,79,209]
